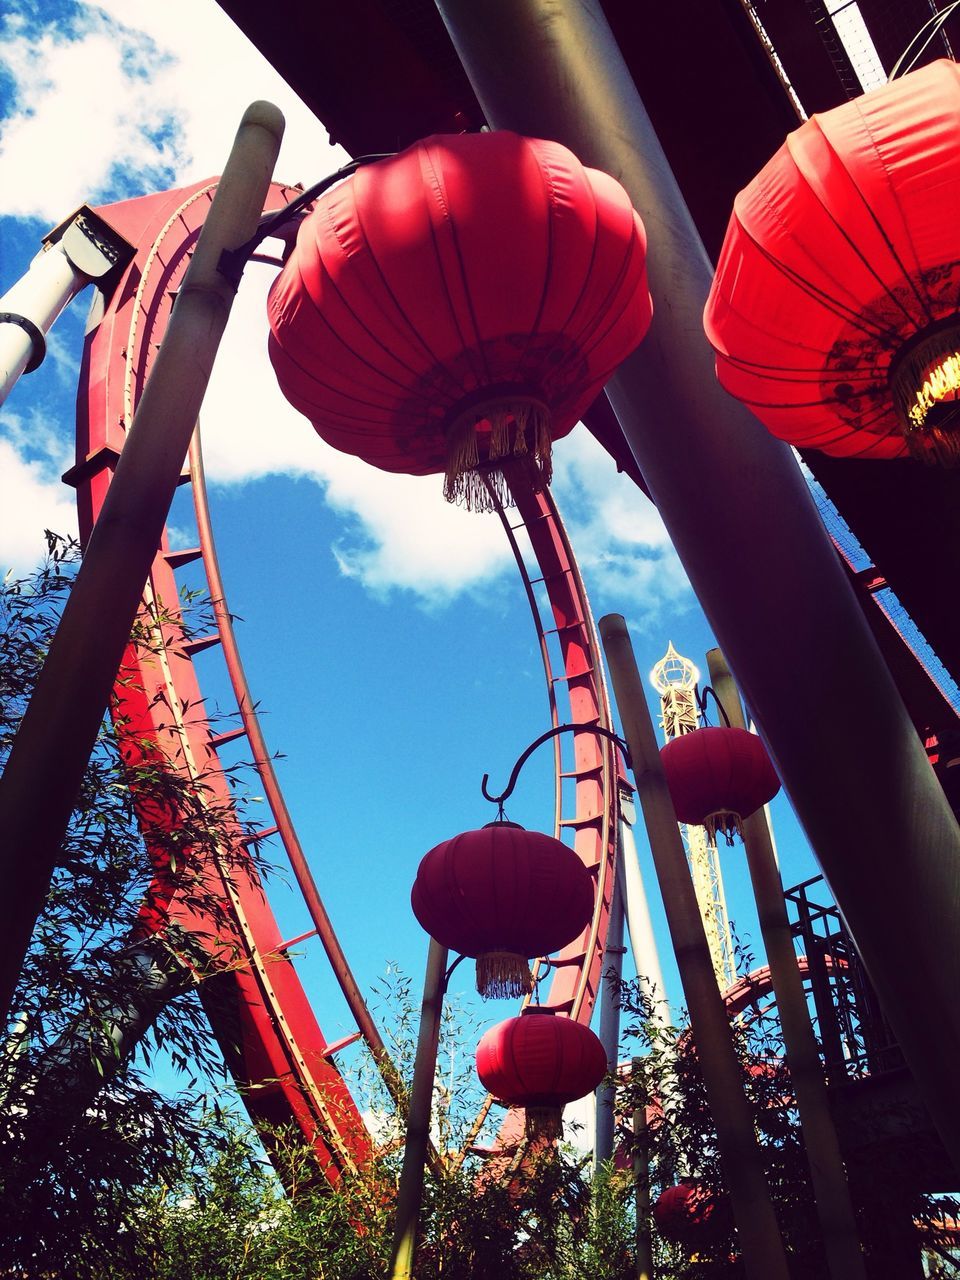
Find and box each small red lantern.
[659,726,780,845]
[653,1179,717,1244]
[411,822,594,998]
[268,131,652,510]
[475,1006,607,1140]
[705,60,960,464]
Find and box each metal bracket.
[0,312,46,373]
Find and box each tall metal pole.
[434,0,960,1173]
[619,789,671,1027]
[389,938,448,1280]
[595,857,625,1168]
[706,648,866,1280]
[599,614,790,1280]
[0,102,285,1024]
[632,1056,654,1280]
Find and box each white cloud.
[0,437,78,575]
[0,0,693,623]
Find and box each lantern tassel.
[475,951,533,1000]
[524,1105,563,1142]
[703,810,742,847]
[444,398,553,512]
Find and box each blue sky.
[0,1,825,1094]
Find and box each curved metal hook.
[697,684,732,729]
[481,723,631,809]
[218,151,395,287]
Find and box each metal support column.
[0,210,131,406]
[0,103,285,1023]
[595,860,625,1168]
[435,0,960,1173]
[706,649,866,1279]
[599,614,789,1280]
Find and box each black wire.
[217,151,395,287]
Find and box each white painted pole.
[0,213,130,407]
[620,791,671,1027]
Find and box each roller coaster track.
[70,176,621,1182]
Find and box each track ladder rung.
[181,633,221,656]
[165,546,203,569]
[242,824,280,845]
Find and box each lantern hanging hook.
[442,952,469,994]
[217,151,396,289]
[696,685,731,729]
[481,723,631,811]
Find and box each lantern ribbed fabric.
[267,132,652,510]
[705,60,960,463]
[475,1006,607,1140]
[411,822,594,999]
[660,726,780,846]
[652,1180,717,1244]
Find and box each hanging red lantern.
[659,726,780,845]
[705,60,960,464]
[653,1179,718,1244]
[475,1006,607,1140]
[268,131,652,510]
[411,822,594,999]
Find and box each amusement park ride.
[4,0,960,1275]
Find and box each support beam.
[435,0,960,1174]
[594,857,625,1168]
[706,649,866,1280]
[389,937,448,1280]
[599,614,789,1280]
[0,103,285,1024]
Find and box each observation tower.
[651,643,736,991]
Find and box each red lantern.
[653,1179,717,1244]
[659,726,780,845]
[475,1006,607,1140]
[705,60,960,464]
[411,822,594,999]
[268,131,652,510]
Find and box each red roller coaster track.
[70,176,623,1181]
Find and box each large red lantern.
[475,1006,607,1139]
[659,726,780,845]
[705,60,960,464]
[268,131,652,509]
[653,1179,718,1244]
[411,822,594,999]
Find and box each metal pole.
[632,1057,654,1280]
[706,648,866,1279]
[595,856,625,1169]
[0,102,285,1025]
[389,937,448,1280]
[435,0,960,1174]
[619,789,671,1027]
[0,211,131,406]
[599,614,789,1280]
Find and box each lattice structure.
[651,643,737,991]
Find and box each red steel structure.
[69,176,622,1179]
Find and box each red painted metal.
[74,179,373,1182]
[72,177,623,1184]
